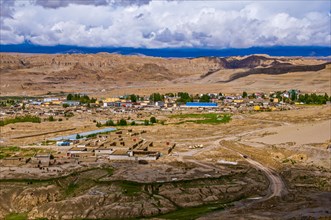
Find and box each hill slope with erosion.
[0,53,330,96]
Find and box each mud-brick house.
[95,146,113,157]
[31,154,51,167]
[67,147,93,158]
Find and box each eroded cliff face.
[1,53,329,96]
[0,167,268,219]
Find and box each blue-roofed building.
[185,102,218,108]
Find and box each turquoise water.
[50,127,116,141]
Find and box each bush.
[150,117,157,124]
[62,103,69,108]
[117,119,127,126]
[144,119,150,126]
[105,120,115,126]
[130,121,136,126]
[0,115,41,126]
[48,116,55,122]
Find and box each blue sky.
[0,0,330,48]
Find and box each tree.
[129,94,137,102]
[150,117,157,124]
[144,119,150,125]
[63,103,69,108]
[199,94,211,102]
[177,92,193,103]
[242,91,247,98]
[130,121,136,126]
[290,93,296,101]
[324,93,329,101]
[150,93,164,102]
[67,93,73,100]
[76,134,81,139]
[48,116,55,122]
[105,120,115,126]
[117,119,127,126]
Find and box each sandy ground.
[250,119,331,145]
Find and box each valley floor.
[0,105,330,219]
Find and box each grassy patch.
[4,213,28,220]
[171,113,231,125]
[0,146,54,159]
[0,115,41,126]
[103,167,114,175]
[117,180,142,196]
[41,140,56,146]
[65,182,78,196]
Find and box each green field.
[4,213,28,220]
[0,115,41,126]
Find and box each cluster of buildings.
[0,90,299,119]
[0,129,176,168]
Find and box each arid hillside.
[0,53,330,96]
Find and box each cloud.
[0,0,330,48]
[33,0,151,8]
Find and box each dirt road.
[245,157,285,199]
[222,145,286,199]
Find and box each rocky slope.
[0,167,267,219]
[0,53,329,95]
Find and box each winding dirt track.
[245,157,285,199]
[221,144,286,200]
[194,141,287,219]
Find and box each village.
[0,90,299,177]
[0,126,177,179]
[1,89,316,120]
[0,89,329,174]
[0,89,330,220]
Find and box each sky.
[0,0,330,49]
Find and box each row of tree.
[66,93,97,104]
[243,91,330,105]
[96,117,158,127]
[296,93,330,104]
[0,115,41,126]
